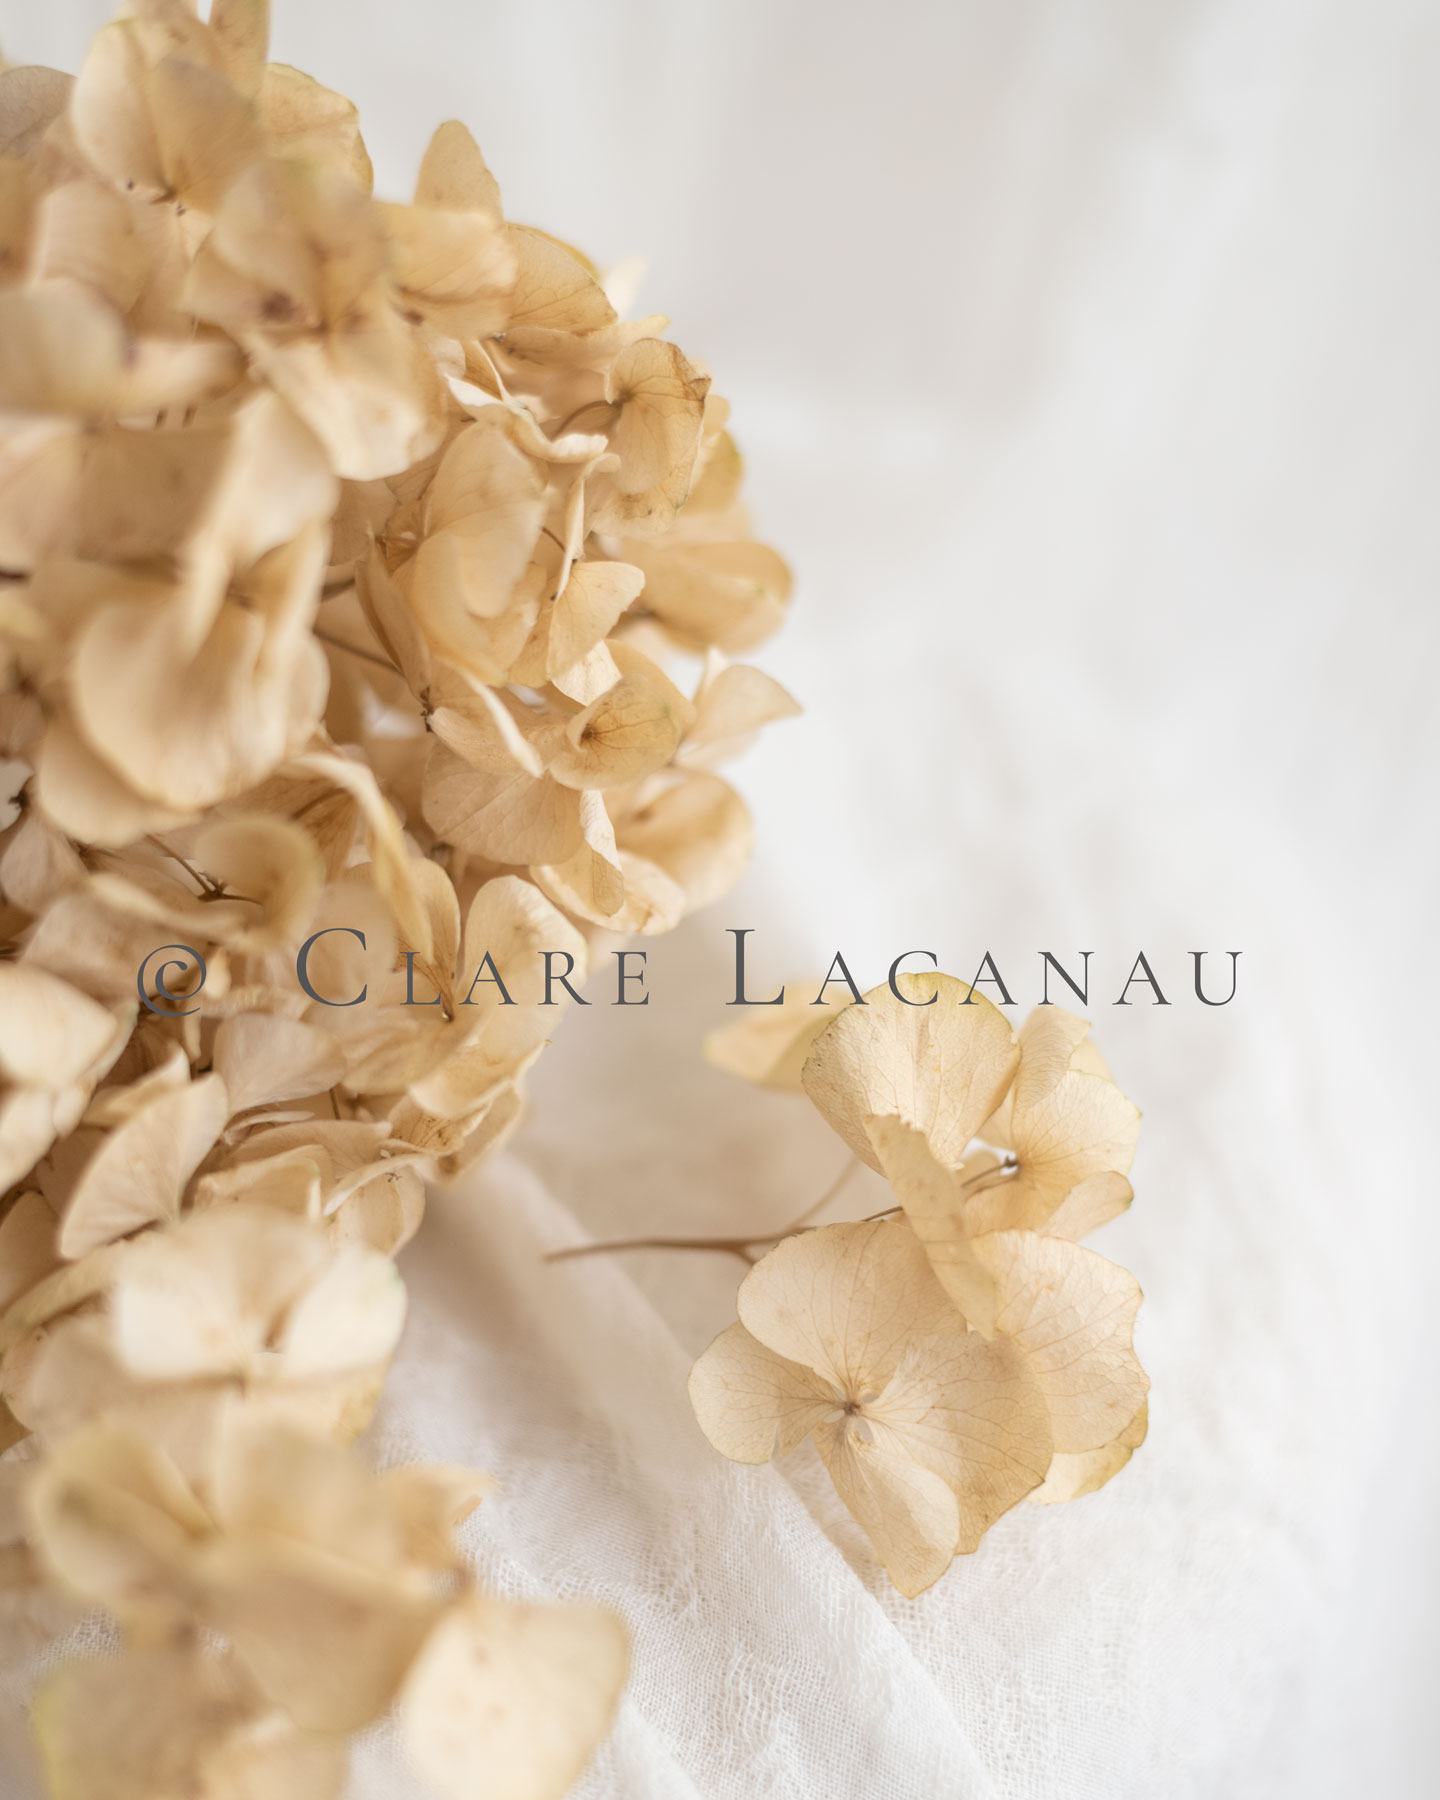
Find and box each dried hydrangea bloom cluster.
[0,0,793,1792]
[692,977,1149,1596]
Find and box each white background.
[5,3,1439,1796]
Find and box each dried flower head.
[0,1,794,1788]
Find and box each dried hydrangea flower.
[689,973,1150,1587]
[690,1219,1052,1596]
[0,0,799,1784]
[24,1413,621,1791]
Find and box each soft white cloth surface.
[4,1,1439,1796]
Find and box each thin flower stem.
[545,1153,864,1267]
[960,1157,1017,1195]
[314,628,400,675]
[147,838,223,898]
[859,1154,1017,1223]
[548,1236,759,1266]
[783,1152,862,1229]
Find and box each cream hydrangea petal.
[380,200,514,339]
[1010,1007,1095,1114]
[0,280,131,416]
[289,749,433,962]
[380,1462,495,1569]
[410,418,547,621]
[1036,1171,1134,1241]
[0,964,118,1089]
[427,670,544,777]
[615,769,751,912]
[422,740,583,865]
[735,1218,960,1394]
[70,529,328,813]
[801,973,1019,1172]
[814,1416,960,1598]
[865,1114,998,1336]
[25,1420,209,1618]
[258,64,372,187]
[253,311,438,483]
[623,537,791,653]
[210,0,271,95]
[688,1320,837,1462]
[460,873,588,1014]
[33,710,196,847]
[547,670,682,791]
[546,560,644,677]
[0,66,73,161]
[109,1202,334,1381]
[68,25,163,198]
[200,1530,442,1733]
[190,813,328,952]
[276,1241,406,1381]
[414,120,503,216]
[144,54,262,215]
[58,1073,229,1260]
[677,657,801,770]
[199,1422,446,1733]
[31,178,145,312]
[972,1006,1140,1233]
[702,984,853,1092]
[505,225,615,335]
[588,339,709,536]
[866,1329,1051,1552]
[531,789,625,923]
[978,1070,1141,1234]
[33,1644,348,1800]
[211,1015,344,1114]
[975,1230,1148,1454]
[400,1592,628,1800]
[1029,1399,1148,1506]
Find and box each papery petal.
[400,1592,628,1800]
[975,1230,1148,1454]
[802,974,1018,1173]
[735,1218,959,1394]
[1029,1398,1148,1506]
[702,985,852,1093]
[57,1074,229,1260]
[865,1114,998,1336]
[688,1320,836,1462]
[814,1417,959,1598]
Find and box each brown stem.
[547,1235,759,1266]
[784,1152,861,1228]
[147,838,223,898]
[544,1153,863,1268]
[314,628,400,675]
[960,1157,1017,1196]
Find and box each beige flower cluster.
[0,0,794,1792]
[693,976,1149,1596]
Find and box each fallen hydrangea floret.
[691,976,1149,1594]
